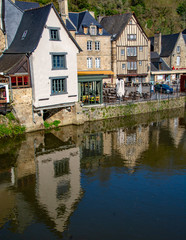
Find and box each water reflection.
[0,108,185,239]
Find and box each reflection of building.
[36,133,83,233]
[103,126,149,169]
[80,133,103,159]
[0,176,15,228]
[169,118,185,148]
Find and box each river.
[0,108,186,240]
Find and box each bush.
[44,120,61,129]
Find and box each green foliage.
[19,0,185,35]
[6,112,16,121]
[44,120,61,129]
[0,123,26,138]
[177,1,186,17]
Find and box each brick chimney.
[58,0,68,24]
[154,32,161,55]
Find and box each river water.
[0,108,186,240]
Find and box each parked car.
[154,84,173,94]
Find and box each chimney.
[97,15,104,23]
[154,32,161,55]
[89,11,95,18]
[58,0,68,24]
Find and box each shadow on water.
[0,108,186,240]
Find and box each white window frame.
[127,62,137,70]
[95,41,100,51]
[95,57,101,68]
[139,46,143,52]
[127,47,137,56]
[87,41,92,51]
[87,57,92,68]
[139,60,142,65]
[176,56,180,66]
[90,25,97,35]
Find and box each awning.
[78,70,114,76]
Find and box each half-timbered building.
[100,13,151,85]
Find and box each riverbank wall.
[76,96,185,124]
[9,95,186,133]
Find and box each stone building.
[150,31,186,83]
[58,0,113,105]
[100,13,151,85]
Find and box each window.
[127,62,137,70]
[177,46,180,53]
[127,34,136,41]
[176,56,180,66]
[127,47,137,56]
[122,64,125,69]
[95,58,100,68]
[129,20,132,24]
[87,57,92,68]
[90,25,97,35]
[98,28,103,35]
[139,61,142,65]
[50,29,59,41]
[84,27,88,34]
[95,41,100,51]
[121,49,125,56]
[51,77,67,95]
[87,41,92,50]
[11,75,30,88]
[139,46,143,52]
[21,30,28,40]
[52,54,66,69]
[54,158,69,177]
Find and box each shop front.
[78,75,103,105]
[78,71,113,105]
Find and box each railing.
[103,88,186,106]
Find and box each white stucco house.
[0,3,81,117]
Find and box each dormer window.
[84,27,88,34]
[90,25,97,35]
[129,20,132,24]
[98,28,103,35]
[49,28,60,41]
[21,30,28,40]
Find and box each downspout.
[27,53,36,124]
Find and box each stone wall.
[76,35,111,71]
[0,30,5,54]
[76,96,185,123]
[12,88,44,131]
[10,88,185,133]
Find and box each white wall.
[31,7,79,109]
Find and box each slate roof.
[5,4,81,54]
[66,19,76,31]
[68,11,110,36]
[100,13,132,40]
[182,29,186,34]
[15,0,40,11]
[0,54,25,73]
[6,4,51,54]
[150,52,171,71]
[150,33,180,57]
